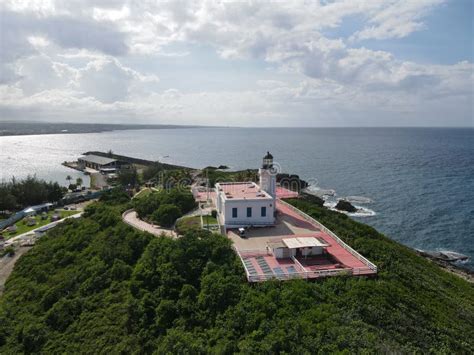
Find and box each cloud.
[350,0,445,41]
[0,0,471,127]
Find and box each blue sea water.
[1,127,473,269]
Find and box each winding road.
[122,210,177,238]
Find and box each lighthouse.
[259,151,276,198]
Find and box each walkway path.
[122,210,177,238]
[0,247,32,296]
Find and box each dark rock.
[335,199,357,213]
[277,173,308,191]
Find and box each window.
[232,208,238,218]
[261,206,267,217]
[247,207,252,217]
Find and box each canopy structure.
[282,237,329,249]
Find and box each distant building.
[23,203,53,216]
[78,154,129,172]
[216,152,277,228]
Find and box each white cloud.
[0,0,471,127]
[350,0,445,41]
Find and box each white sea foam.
[324,200,376,217]
[345,196,374,204]
[304,186,336,198]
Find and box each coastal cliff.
[0,190,472,353]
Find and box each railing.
[235,247,371,283]
[233,246,251,280]
[278,199,377,273]
[291,255,307,273]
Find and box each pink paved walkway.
[276,201,367,269]
[122,210,176,238]
[276,187,299,199]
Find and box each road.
[4,212,83,245]
[0,211,83,296]
[122,210,177,238]
[0,247,32,296]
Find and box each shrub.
[1,246,15,257]
[152,204,182,227]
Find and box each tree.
[118,167,139,187]
[142,163,163,181]
[0,188,16,211]
[46,182,65,202]
[66,175,72,186]
[76,177,83,188]
[152,204,181,227]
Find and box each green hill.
[0,192,473,353]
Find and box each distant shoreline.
[0,122,218,137]
[2,123,471,137]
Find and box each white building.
[268,237,330,259]
[215,152,277,228]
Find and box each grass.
[176,216,201,234]
[5,210,80,238]
[133,188,153,200]
[202,215,218,225]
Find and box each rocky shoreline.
[416,251,473,283]
[301,187,473,282]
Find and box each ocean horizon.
[1,127,473,269]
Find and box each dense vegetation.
[134,189,196,227]
[142,166,192,187]
[199,168,308,191]
[200,168,258,187]
[0,176,65,212]
[0,193,473,353]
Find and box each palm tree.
[76,177,83,188]
[66,175,72,186]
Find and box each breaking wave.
[324,201,376,217]
[304,186,336,199]
[344,196,374,204]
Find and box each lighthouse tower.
[259,151,276,198]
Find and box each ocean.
[1,127,473,269]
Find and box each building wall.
[219,197,275,227]
[273,247,295,259]
[259,168,276,198]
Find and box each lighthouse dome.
[264,151,273,159]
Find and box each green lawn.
[202,215,218,225]
[5,210,80,238]
[133,188,153,200]
[176,216,201,234]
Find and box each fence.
[278,199,377,273]
[236,247,370,283]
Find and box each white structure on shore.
[259,151,276,198]
[216,152,277,228]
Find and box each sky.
[0,0,473,127]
